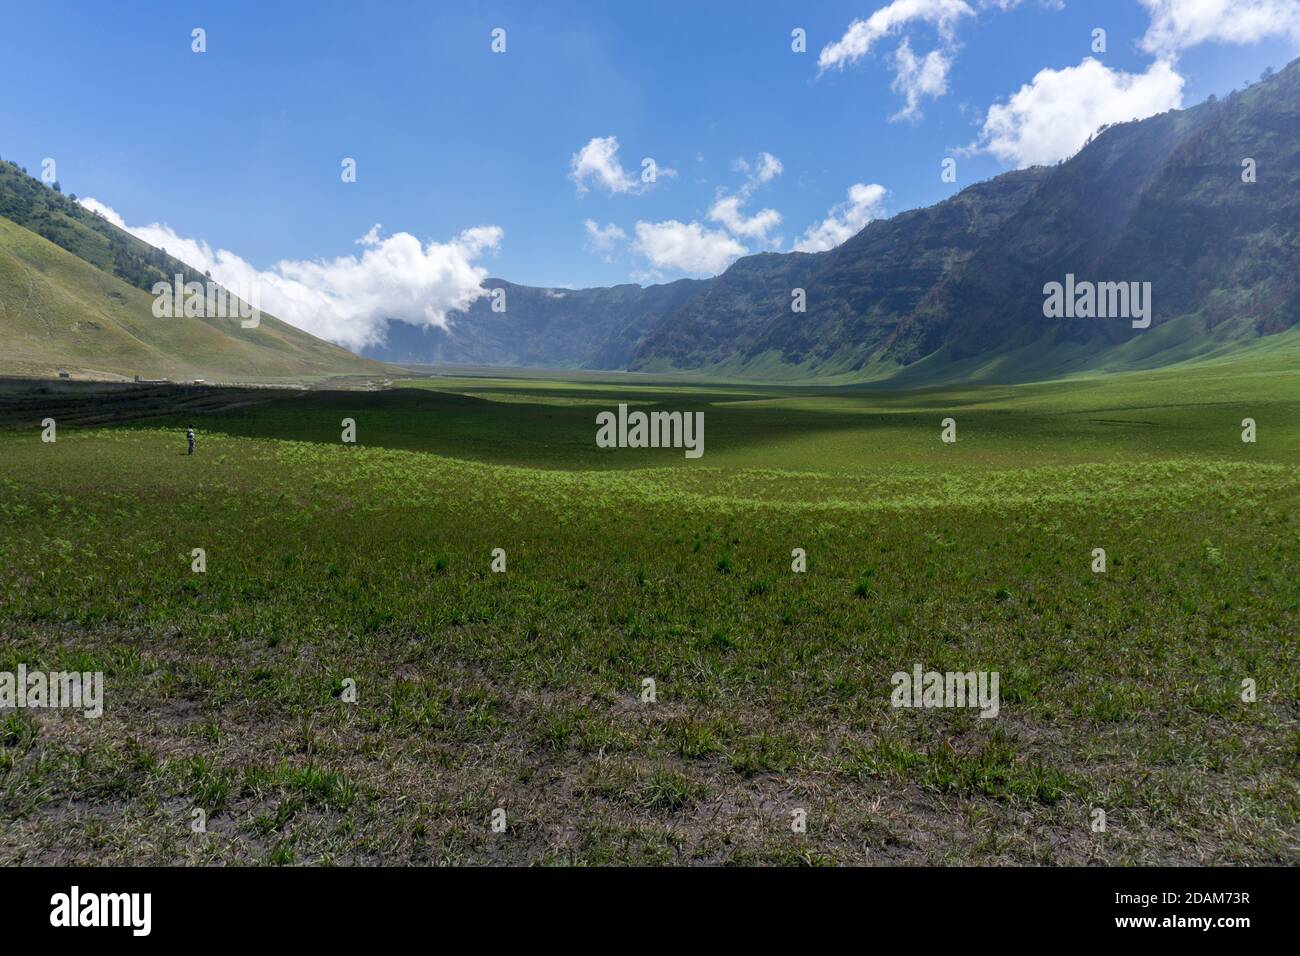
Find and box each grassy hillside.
[0,214,388,382]
[0,349,1294,865]
[0,158,213,294]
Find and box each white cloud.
[603,151,786,275]
[794,183,888,253]
[707,151,784,246]
[818,1,1027,118]
[732,151,784,189]
[79,199,501,351]
[707,195,782,244]
[590,217,629,260]
[818,0,975,72]
[631,220,747,276]
[583,219,627,254]
[570,136,641,195]
[890,38,953,120]
[978,58,1185,168]
[78,197,127,227]
[1139,0,1300,57]
[973,0,1292,170]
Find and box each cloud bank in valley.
[77,198,501,350]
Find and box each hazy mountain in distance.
[373,277,703,370]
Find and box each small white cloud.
[708,151,784,246]
[584,219,628,264]
[733,151,784,191]
[819,0,1035,117]
[79,199,501,351]
[1139,0,1300,58]
[708,195,782,245]
[978,57,1185,168]
[570,136,641,195]
[818,0,975,72]
[631,220,747,276]
[598,150,783,274]
[583,219,627,254]
[890,38,953,121]
[794,183,888,253]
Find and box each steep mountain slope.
[0,161,388,381]
[364,168,1048,374]
[630,166,1051,377]
[10,59,1291,385]
[637,59,1299,383]
[882,59,1300,385]
[372,58,1299,385]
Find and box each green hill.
[0,160,388,382]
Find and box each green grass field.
[0,348,1296,865]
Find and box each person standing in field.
[186,426,195,456]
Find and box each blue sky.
[1,0,1296,347]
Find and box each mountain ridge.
[368,57,1300,386]
[4,58,1295,387]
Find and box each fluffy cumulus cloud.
[631,220,747,276]
[978,58,1185,168]
[972,1,1295,169]
[78,198,500,350]
[818,0,975,72]
[1139,0,1300,57]
[794,183,888,252]
[569,136,639,195]
[707,195,782,244]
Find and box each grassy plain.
[0,347,1296,865]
